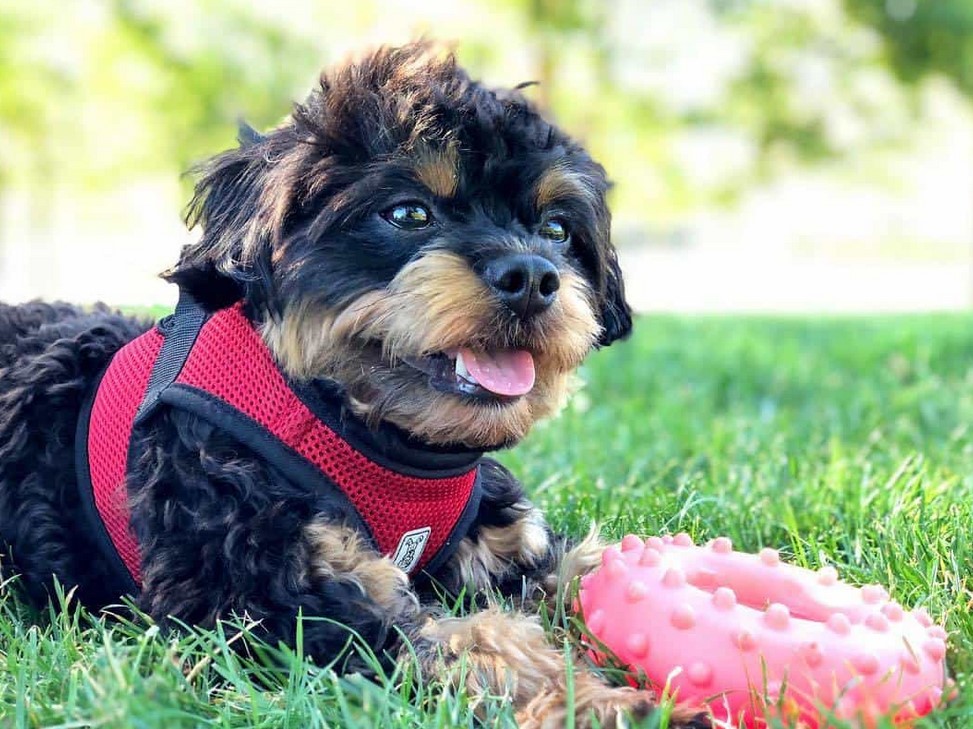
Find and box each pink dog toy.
[579,534,949,728]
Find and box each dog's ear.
[597,248,633,347]
[237,119,265,148]
[164,129,285,311]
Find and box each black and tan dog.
[0,44,706,728]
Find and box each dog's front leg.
[139,515,419,672]
[429,460,617,610]
[422,460,708,727]
[130,414,423,670]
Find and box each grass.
[2,313,973,727]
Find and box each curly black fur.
[0,301,88,368]
[130,408,402,669]
[0,303,150,606]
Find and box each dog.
[0,43,707,728]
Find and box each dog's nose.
[482,253,560,319]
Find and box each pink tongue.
[460,348,536,396]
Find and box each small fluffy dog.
[0,44,706,728]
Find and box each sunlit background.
[1,0,970,312]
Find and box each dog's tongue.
[459,348,535,396]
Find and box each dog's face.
[166,43,631,449]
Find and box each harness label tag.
[391,527,431,573]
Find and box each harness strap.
[77,295,483,597]
[134,292,209,426]
[75,366,142,598]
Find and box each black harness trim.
[76,296,484,597]
[74,366,140,599]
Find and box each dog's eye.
[538,218,569,244]
[382,203,432,230]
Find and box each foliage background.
[1,0,972,310]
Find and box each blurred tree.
[476,0,611,133]
[0,3,73,265]
[0,4,71,185]
[0,0,316,191]
[713,1,911,178]
[522,0,606,112]
[0,0,947,246]
[550,0,914,218]
[844,0,973,304]
[844,0,973,96]
[0,0,317,291]
[110,0,317,177]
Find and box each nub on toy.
[579,534,950,728]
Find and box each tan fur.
[534,272,602,374]
[542,525,605,598]
[360,251,501,358]
[259,156,304,242]
[412,610,703,728]
[535,163,600,210]
[259,301,336,380]
[413,142,459,198]
[304,521,417,618]
[451,520,605,609]
[260,251,601,448]
[518,678,706,729]
[452,506,551,591]
[389,42,452,90]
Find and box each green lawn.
[2,314,972,728]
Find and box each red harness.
[77,298,482,594]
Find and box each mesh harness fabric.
[76,296,483,595]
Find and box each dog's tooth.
[455,351,479,385]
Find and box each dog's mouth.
[401,347,536,402]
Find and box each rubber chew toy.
[579,534,949,728]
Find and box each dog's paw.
[539,525,605,606]
[516,675,711,729]
[515,682,678,728]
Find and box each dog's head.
[166,43,631,449]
